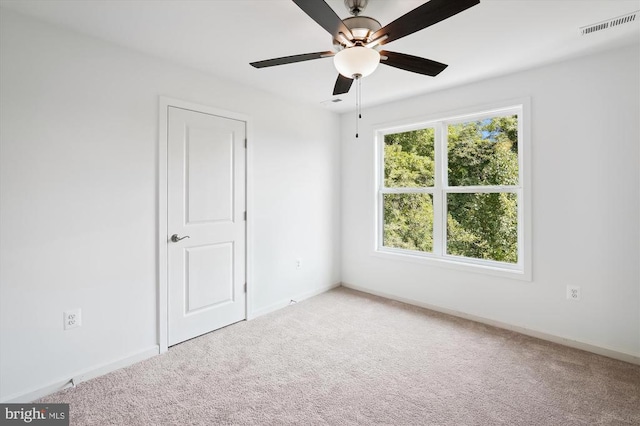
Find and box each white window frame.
[373,99,531,281]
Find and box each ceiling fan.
[250,0,480,96]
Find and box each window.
[375,103,529,278]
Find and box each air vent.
[580,10,638,35]
[321,98,343,105]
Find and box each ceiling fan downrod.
[345,0,368,16]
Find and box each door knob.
[171,234,190,243]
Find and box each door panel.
[185,243,234,313]
[186,127,234,223]
[167,106,246,346]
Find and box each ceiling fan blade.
[292,0,354,39]
[250,51,334,68]
[333,74,354,95]
[379,51,448,76]
[371,0,480,45]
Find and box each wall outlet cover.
[64,308,82,330]
[566,285,581,301]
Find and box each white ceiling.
[1,0,639,112]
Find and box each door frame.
[158,96,253,353]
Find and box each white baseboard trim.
[341,283,640,365]
[249,282,341,320]
[2,346,160,403]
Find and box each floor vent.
[580,10,638,35]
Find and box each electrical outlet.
[566,285,581,301]
[296,258,302,269]
[64,309,82,330]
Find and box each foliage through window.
[377,106,525,273]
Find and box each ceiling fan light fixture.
[333,46,380,78]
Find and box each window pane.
[384,128,435,188]
[383,193,433,252]
[447,193,518,263]
[448,115,518,186]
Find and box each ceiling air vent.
[320,98,343,106]
[580,10,638,35]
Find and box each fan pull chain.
[355,74,362,138]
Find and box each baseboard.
[249,282,341,320]
[1,346,160,403]
[341,283,640,365]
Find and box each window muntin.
[377,106,525,274]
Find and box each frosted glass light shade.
[334,47,380,78]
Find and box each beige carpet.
[39,287,640,425]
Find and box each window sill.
[372,248,532,282]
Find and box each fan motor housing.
[333,16,382,50]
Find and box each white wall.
[341,44,640,359]
[0,9,341,402]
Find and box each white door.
[167,106,246,346]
